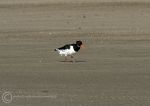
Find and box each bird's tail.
[54,49,58,51]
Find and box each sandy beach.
[0,1,150,106]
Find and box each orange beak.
[80,44,84,48]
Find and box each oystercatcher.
[54,41,84,62]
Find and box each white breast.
[58,46,76,56]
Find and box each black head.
[76,41,83,47]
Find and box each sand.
[0,2,150,106]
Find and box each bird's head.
[76,41,84,48]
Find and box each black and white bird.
[54,41,84,61]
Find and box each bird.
[54,41,84,62]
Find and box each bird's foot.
[71,55,74,58]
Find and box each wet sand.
[0,2,150,106]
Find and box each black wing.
[58,44,70,50]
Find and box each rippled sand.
[0,2,150,106]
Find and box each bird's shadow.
[59,60,86,63]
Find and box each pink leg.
[65,57,67,62]
[71,55,76,62]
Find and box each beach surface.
[0,1,150,106]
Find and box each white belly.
[58,46,76,56]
